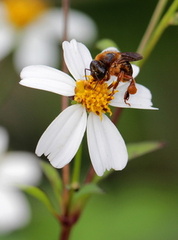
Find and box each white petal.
[0,187,30,233]
[36,104,87,168]
[0,127,8,155]
[66,10,97,43]
[24,8,97,44]
[20,65,75,96]
[0,23,16,60]
[102,47,119,52]
[14,36,60,72]
[110,83,158,110]
[0,3,16,60]
[0,152,41,187]
[14,8,96,70]
[62,39,93,80]
[87,113,128,176]
[132,64,140,78]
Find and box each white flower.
[0,127,42,234]
[0,0,97,71]
[20,39,157,176]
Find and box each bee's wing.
[117,52,143,63]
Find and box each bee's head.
[90,60,107,80]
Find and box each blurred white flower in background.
[0,127,42,234]
[0,0,97,71]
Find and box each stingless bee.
[88,49,143,104]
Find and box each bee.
[89,49,143,104]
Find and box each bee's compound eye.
[90,61,106,80]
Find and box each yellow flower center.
[74,76,117,118]
[3,0,47,28]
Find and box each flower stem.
[60,1,72,240]
[137,0,178,67]
[71,145,82,189]
[59,0,83,239]
[61,0,70,108]
[61,0,70,205]
[85,166,95,183]
[60,226,71,240]
[137,0,168,54]
[111,108,123,125]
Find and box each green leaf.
[41,161,62,199]
[96,39,119,51]
[70,183,103,212]
[22,186,57,216]
[127,141,165,160]
[74,183,103,198]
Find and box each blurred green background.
[0,0,178,239]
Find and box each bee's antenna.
[84,68,91,80]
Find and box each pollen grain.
[74,77,117,118]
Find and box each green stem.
[137,0,168,54]
[71,145,82,189]
[59,146,83,240]
[138,0,178,67]
[60,226,71,240]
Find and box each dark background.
[0,0,178,239]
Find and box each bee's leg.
[127,78,137,95]
[93,80,99,90]
[110,71,125,90]
[94,78,107,90]
[113,71,133,90]
[124,90,130,105]
[124,78,137,105]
